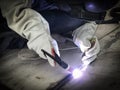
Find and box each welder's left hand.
[72,22,100,65]
[81,36,100,65]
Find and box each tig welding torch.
[41,49,73,72]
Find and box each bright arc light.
[72,69,83,79]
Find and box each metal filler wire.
[90,22,100,43]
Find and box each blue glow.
[88,3,95,9]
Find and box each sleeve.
[0,0,51,40]
[0,0,54,58]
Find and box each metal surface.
[49,74,72,90]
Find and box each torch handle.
[41,49,69,70]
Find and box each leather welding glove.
[0,0,60,67]
[72,22,100,65]
[28,34,60,67]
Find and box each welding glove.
[72,22,100,65]
[0,0,60,67]
[28,34,60,67]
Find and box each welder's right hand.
[27,34,60,67]
[0,0,60,67]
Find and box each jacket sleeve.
[0,0,51,41]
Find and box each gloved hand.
[27,33,60,67]
[0,0,60,67]
[72,22,100,65]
